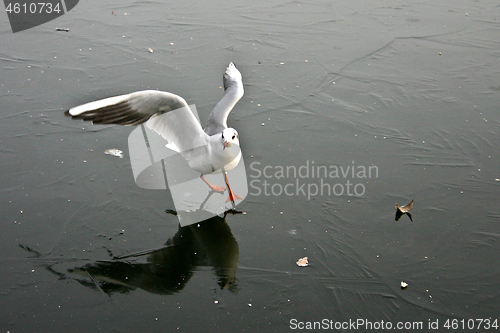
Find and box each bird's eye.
[232,135,235,140]
[222,133,224,139]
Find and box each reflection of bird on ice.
[65,63,244,204]
[63,215,240,294]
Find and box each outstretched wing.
[204,63,244,135]
[66,90,208,152]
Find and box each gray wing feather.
[204,63,244,135]
[66,89,208,152]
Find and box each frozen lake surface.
[1,1,499,331]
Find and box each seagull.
[65,62,244,203]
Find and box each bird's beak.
[223,141,229,150]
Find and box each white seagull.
[65,62,244,203]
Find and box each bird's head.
[221,128,239,150]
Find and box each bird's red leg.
[200,174,226,193]
[224,173,242,203]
